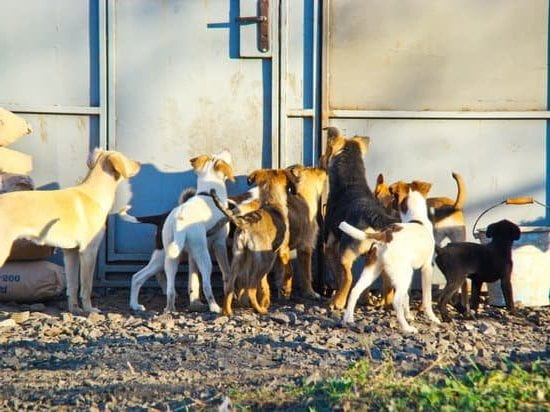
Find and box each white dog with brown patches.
[161,150,235,313]
[339,181,441,333]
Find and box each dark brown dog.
[435,219,521,321]
[275,164,328,300]
[322,129,399,310]
[211,169,296,315]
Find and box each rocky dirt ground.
[0,288,548,411]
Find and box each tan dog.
[0,149,140,313]
[210,168,295,315]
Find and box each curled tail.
[451,172,466,210]
[338,221,401,243]
[210,189,246,230]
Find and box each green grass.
[228,357,549,411]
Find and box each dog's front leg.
[500,274,517,315]
[342,261,380,325]
[79,248,100,314]
[63,248,81,313]
[164,255,179,312]
[130,249,165,311]
[330,251,355,310]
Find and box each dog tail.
[118,206,169,228]
[209,189,245,230]
[451,172,466,210]
[338,221,400,243]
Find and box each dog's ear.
[351,136,370,156]
[411,180,432,198]
[190,155,210,172]
[108,152,140,179]
[247,169,265,186]
[87,148,103,169]
[283,169,298,195]
[486,222,495,238]
[376,173,385,185]
[214,159,235,182]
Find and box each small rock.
[107,313,123,322]
[370,346,384,361]
[270,312,290,325]
[87,312,105,323]
[0,318,17,329]
[61,313,73,323]
[477,321,496,335]
[10,311,29,324]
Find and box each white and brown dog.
[339,181,441,333]
[0,149,140,314]
[161,150,235,313]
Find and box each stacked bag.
[0,107,65,302]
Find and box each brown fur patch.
[214,159,235,182]
[190,155,211,171]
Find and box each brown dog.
[211,168,296,315]
[0,149,140,313]
[375,172,468,309]
[323,129,399,310]
[276,164,328,300]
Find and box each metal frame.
[279,0,322,166]
[322,0,550,124]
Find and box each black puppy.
[435,219,520,321]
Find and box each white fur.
[129,150,233,313]
[341,190,441,333]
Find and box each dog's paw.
[301,290,322,301]
[209,304,222,314]
[342,312,354,325]
[130,303,146,312]
[402,325,418,334]
[84,306,101,314]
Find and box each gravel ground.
[0,288,548,411]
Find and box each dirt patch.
[0,289,548,410]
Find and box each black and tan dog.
[275,164,328,300]
[435,219,520,322]
[323,128,399,310]
[211,168,296,315]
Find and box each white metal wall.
[323,0,550,239]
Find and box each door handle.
[236,0,269,53]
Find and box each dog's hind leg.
[297,248,321,300]
[330,249,356,310]
[63,248,81,314]
[247,277,268,315]
[189,239,220,313]
[163,255,179,313]
[187,258,208,311]
[258,274,271,311]
[79,234,103,313]
[393,280,418,334]
[343,260,381,324]
[438,276,464,322]
[420,263,441,324]
[130,249,165,311]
